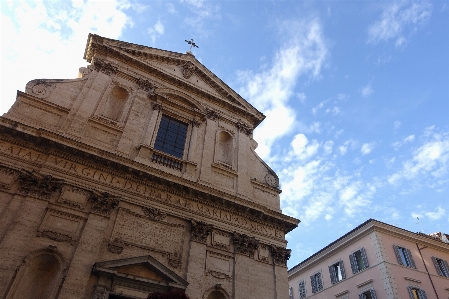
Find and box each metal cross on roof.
[185,39,199,50]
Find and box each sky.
[1,0,449,269]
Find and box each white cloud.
[393,134,415,150]
[394,120,402,129]
[361,83,374,97]
[167,3,177,14]
[238,18,328,159]
[1,0,134,115]
[412,207,446,220]
[323,141,334,155]
[361,143,375,155]
[367,0,433,47]
[148,20,164,44]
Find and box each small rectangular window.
[329,260,346,284]
[154,115,188,158]
[393,245,416,268]
[359,289,377,299]
[310,271,323,293]
[431,256,449,277]
[407,286,428,299]
[298,280,306,299]
[350,248,369,274]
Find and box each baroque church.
[0,34,299,299]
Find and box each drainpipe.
[416,244,439,299]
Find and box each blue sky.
[1,0,448,268]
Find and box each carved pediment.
[83,34,265,127]
[93,255,188,289]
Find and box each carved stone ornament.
[190,220,213,244]
[18,170,64,199]
[142,206,167,221]
[137,78,156,96]
[108,238,125,254]
[89,192,120,216]
[37,230,76,245]
[264,173,279,188]
[206,270,232,281]
[152,102,162,111]
[232,233,259,257]
[93,59,118,75]
[168,258,182,269]
[181,61,197,79]
[78,66,93,77]
[0,166,19,190]
[235,121,253,136]
[26,79,57,99]
[270,245,291,266]
[205,108,219,121]
[92,285,108,299]
[191,117,202,127]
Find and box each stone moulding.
[270,245,291,266]
[191,220,213,244]
[232,233,259,257]
[37,230,77,245]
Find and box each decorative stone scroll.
[205,108,219,121]
[270,245,291,266]
[232,233,259,257]
[137,78,156,96]
[37,230,76,245]
[108,238,125,254]
[89,191,120,216]
[190,220,213,244]
[18,170,64,199]
[0,166,19,190]
[142,206,167,221]
[93,59,118,75]
[235,121,253,136]
[181,61,197,79]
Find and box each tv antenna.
[185,39,199,51]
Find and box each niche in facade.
[216,131,234,166]
[103,86,129,121]
[7,253,62,299]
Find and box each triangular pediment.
[93,255,188,289]
[84,34,265,127]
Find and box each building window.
[154,115,188,158]
[298,280,306,299]
[359,289,377,299]
[329,260,346,284]
[393,245,416,268]
[407,286,428,299]
[431,256,449,277]
[349,248,369,274]
[310,271,323,293]
[288,287,293,299]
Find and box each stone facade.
[0,34,299,299]
[288,219,449,299]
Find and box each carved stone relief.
[270,245,291,266]
[37,208,85,245]
[137,78,156,96]
[18,170,64,199]
[257,244,270,263]
[89,191,120,216]
[142,206,167,221]
[191,221,213,244]
[0,166,19,190]
[211,231,230,251]
[93,59,118,75]
[205,251,232,281]
[108,238,125,254]
[232,233,259,257]
[25,79,57,99]
[181,61,197,79]
[205,108,219,121]
[235,121,253,136]
[58,186,90,209]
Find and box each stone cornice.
[288,219,449,278]
[0,117,298,233]
[83,33,265,128]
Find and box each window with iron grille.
[359,289,377,299]
[431,256,449,277]
[154,115,188,158]
[407,286,428,299]
[310,271,323,293]
[393,245,416,268]
[298,280,306,299]
[349,248,369,274]
[329,260,346,284]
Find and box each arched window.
[217,131,233,165]
[207,290,227,299]
[103,86,129,121]
[7,252,63,299]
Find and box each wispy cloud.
[367,0,432,47]
[361,143,375,155]
[238,18,328,160]
[148,20,164,44]
[361,83,374,97]
[412,206,446,220]
[1,0,134,114]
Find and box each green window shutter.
[432,256,443,276]
[339,260,346,279]
[349,253,357,274]
[405,248,416,269]
[393,245,403,265]
[360,247,369,269]
[329,264,336,284]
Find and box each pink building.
[288,219,449,299]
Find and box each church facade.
[0,34,299,299]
